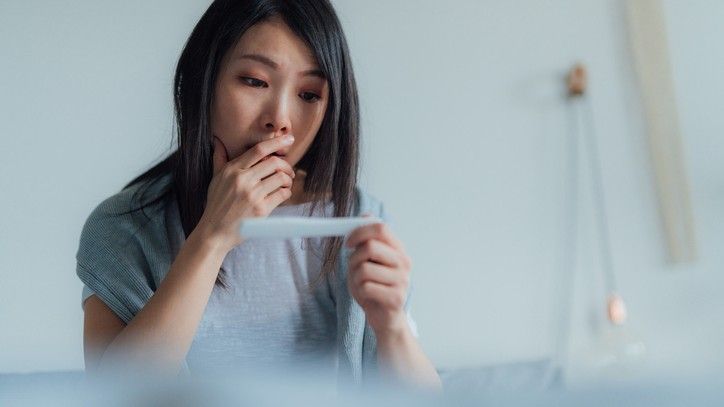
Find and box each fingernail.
[284,135,295,144]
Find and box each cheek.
[291,106,325,153]
[294,104,326,138]
[212,89,260,152]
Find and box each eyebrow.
[238,53,326,79]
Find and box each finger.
[352,281,406,311]
[256,171,293,198]
[229,134,295,171]
[212,136,229,176]
[348,239,402,271]
[263,185,293,209]
[345,222,404,253]
[249,155,295,181]
[349,261,401,288]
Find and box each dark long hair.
[124,0,360,286]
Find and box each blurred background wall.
[1,0,722,385]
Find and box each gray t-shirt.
[81,200,418,378]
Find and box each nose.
[262,93,292,136]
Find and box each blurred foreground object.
[1,366,723,406]
[625,0,696,263]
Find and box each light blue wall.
[1,1,722,385]
[342,0,724,384]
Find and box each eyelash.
[239,77,321,103]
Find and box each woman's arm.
[376,320,442,390]
[345,218,442,391]
[83,135,297,376]
[85,228,227,376]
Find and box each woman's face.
[211,16,329,171]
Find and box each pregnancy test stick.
[239,216,383,239]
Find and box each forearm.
[98,229,227,375]
[376,325,442,391]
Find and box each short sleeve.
[75,178,172,324]
[81,285,95,309]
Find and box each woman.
[77,0,441,390]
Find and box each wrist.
[373,313,413,346]
[187,221,232,260]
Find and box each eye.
[240,77,268,88]
[299,91,321,103]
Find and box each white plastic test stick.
[239,216,383,239]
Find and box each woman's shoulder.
[76,173,175,322]
[84,173,173,230]
[77,173,174,266]
[94,173,170,212]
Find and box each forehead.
[230,17,319,69]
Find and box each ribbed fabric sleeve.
[75,175,173,324]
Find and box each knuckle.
[252,207,265,217]
[234,175,247,193]
[251,201,265,216]
[360,281,373,296]
[252,144,265,156]
[358,246,370,259]
[239,186,253,201]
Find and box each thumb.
[212,136,228,176]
